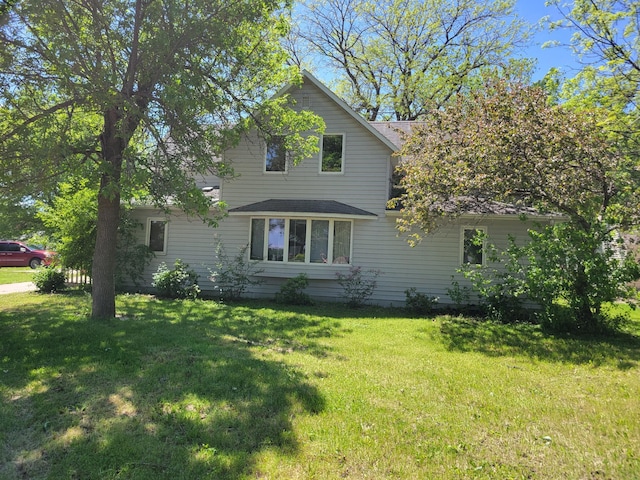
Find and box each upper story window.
[461,227,486,266]
[265,135,287,173]
[320,134,344,173]
[250,217,352,264]
[147,218,168,255]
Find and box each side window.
[147,218,168,255]
[320,134,344,173]
[265,136,287,173]
[462,227,486,265]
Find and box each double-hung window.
[461,227,486,265]
[250,217,352,264]
[265,135,287,172]
[320,134,344,173]
[147,218,168,255]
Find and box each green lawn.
[0,268,34,285]
[1,293,639,479]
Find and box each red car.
[0,240,56,268]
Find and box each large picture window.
[250,217,352,264]
[321,134,344,173]
[462,227,486,265]
[147,218,168,255]
[265,136,287,172]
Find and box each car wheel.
[29,258,42,269]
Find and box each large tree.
[546,0,639,140]
[288,0,533,120]
[395,80,640,328]
[0,0,321,318]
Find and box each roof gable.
[280,71,399,153]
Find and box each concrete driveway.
[0,282,37,294]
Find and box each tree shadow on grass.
[437,316,640,370]
[0,295,336,479]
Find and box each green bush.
[275,273,313,305]
[209,243,264,301]
[405,287,439,315]
[336,266,381,308]
[32,267,66,293]
[152,259,200,299]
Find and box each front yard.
[0,268,34,285]
[1,292,639,479]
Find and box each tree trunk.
[91,108,124,319]
[91,183,121,318]
[573,263,596,330]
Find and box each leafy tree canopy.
[395,80,640,239]
[0,0,323,318]
[395,80,640,329]
[288,0,534,120]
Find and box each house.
[130,71,555,306]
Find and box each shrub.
[32,267,66,293]
[336,266,381,308]
[446,277,472,310]
[209,243,264,301]
[152,259,200,299]
[405,287,438,315]
[275,273,313,305]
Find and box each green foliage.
[209,243,264,301]
[446,277,472,310]
[404,287,439,316]
[462,223,640,332]
[396,80,640,331]
[336,266,381,308]
[37,180,97,272]
[152,259,201,300]
[0,0,323,318]
[32,267,66,293]
[457,233,531,323]
[115,209,154,290]
[547,0,640,112]
[37,182,152,288]
[275,273,313,305]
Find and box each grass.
[0,268,34,285]
[1,292,639,479]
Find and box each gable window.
[147,218,168,255]
[462,227,486,265]
[265,135,287,172]
[250,217,352,264]
[321,134,344,173]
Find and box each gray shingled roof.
[369,121,425,149]
[229,199,377,217]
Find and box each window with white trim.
[320,134,344,173]
[250,217,352,264]
[461,227,486,265]
[147,218,168,255]
[265,135,287,172]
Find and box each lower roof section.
[228,199,378,219]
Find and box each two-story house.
[130,71,554,306]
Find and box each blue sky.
[514,1,580,80]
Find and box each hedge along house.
[129,71,557,306]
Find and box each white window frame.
[319,133,346,174]
[146,217,169,255]
[460,226,487,266]
[264,135,288,174]
[250,216,353,265]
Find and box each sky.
[514,1,580,81]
